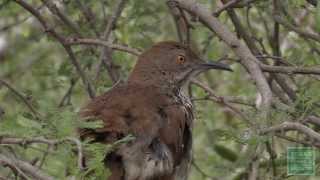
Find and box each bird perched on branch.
[80,41,231,180]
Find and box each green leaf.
[213,144,238,162]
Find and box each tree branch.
[173,0,272,112]
[261,64,320,75]
[213,0,242,17]
[40,0,81,35]
[0,79,41,119]
[260,122,320,142]
[0,154,54,180]
[13,0,96,99]
[66,37,142,56]
[0,136,84,171]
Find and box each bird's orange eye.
[176,55,186,64]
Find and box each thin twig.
[99,0,128,83]
[40,0,81,35]
[66,37,142,56]
[260,121,320,143]
[0,136,85,171]
[0,79,41,119]
[191,79,254,125]
[213,0,242,17]
[174,0,273,113]
[273,14,320,43]
[260,64,320,75]
[13,0,95,99]
[167,1,192,44]
[0,154,54,180]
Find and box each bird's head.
[128,41,232,87]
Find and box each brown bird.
[80,41,231,180]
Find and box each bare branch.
[66,37,142,56]
[220,0,298,104]
[74,0,99,36]
[0,154,54,180]
[173,0,272,112]
[191,79,254,126]
[64,137,84,171]
[97,0,128,83]
[260,122,320,142]
[167,1,191,44]
[0,136,84,171]
[13,0,96,99]
[261,64,320,75]
[191,79,255,107]
[273,14,320,43]
[0,137,58,146]
[102,0,127,40]
[0,79,41,119]
[40,0,81,35]
[213,0,242,17]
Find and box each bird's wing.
[79,85,130,143]
[79,84,165,142]
[79,85,177,179]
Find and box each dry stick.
[265,141,277,177]
[75,0,99,36]
[40,0,81,35]
[0,79,40,119]
[191,80,255,107]
[213,0,242,17]
[0,154,54,180]
[275,134,320,148]
[64,137,84,171]
[270,0,297,102]
[306,116,320,127]
[0,136,84,170]
[221,0,297,104]
[102,0,127,40]
[13,0,95,99]
[66,37,142,56]
[99,0,128,83]
[191,79,254,127]
[260,122,320,142]
[42,0,108,93]
[248,157,259,180]
[167,1,191,44]
[227,0,261,8]
[260,65,320,75]
[3,162,30,180]
[273,14,320,43]
[0,137,58,146]
[255,55,293,66]
[271,0,281,57]
[174,0,272,112]
[58,77,78,107]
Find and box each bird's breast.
[159,92,193,163]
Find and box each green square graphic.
[287,147,315,175]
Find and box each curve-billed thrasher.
[80,41,231,180]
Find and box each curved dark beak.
[197,61,232,72]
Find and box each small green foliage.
[80,135,135,179]
[81,142,112,180]
[213,144,238,162]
